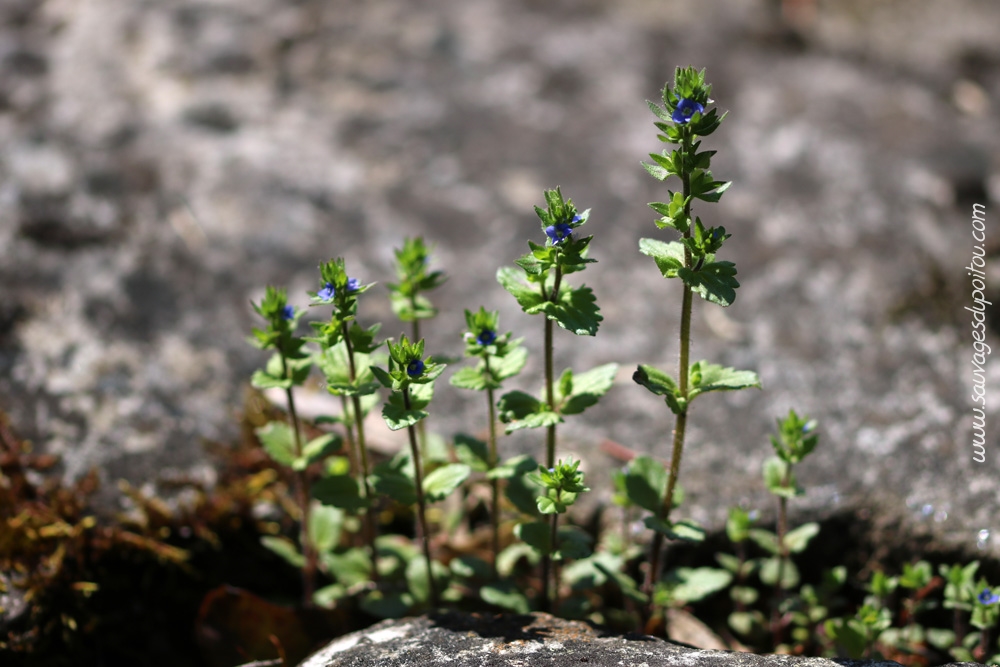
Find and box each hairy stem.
[645,128,694,609]
[342,322,379,583]
[410,311,428,459]
[773,467,791,649]
[404,385,437,607]
[281,352,316,606]
[484,355,500,579]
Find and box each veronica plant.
[632,67,761,609]
[496,187,617,612]
[371,335,468,608]
[450,307,528,575]
[249,286,339,605]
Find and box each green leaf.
[313,584,347,608]
[561,363,618,415]
[490,454,539,480]
[308,505,343,554]
[623,456,667,513]
[449,366,488,391]
[369,461,417,506]
[594,561,648,604]
[251,369,292,390]
[312,474,369,511]
[498,390,561,432]
[497,266,545,312]
[667,567,733,605]
[423,464,471,502]
[748,528,779,555]
[261,536,304,568]
[515,521,551,555]
[639,238,685,278]
[688,362,761,400]
[555,525,593,561]
[450,556,491,580]
[824,618,867,659]
[642,161,670,181]
[301,433,341,467]
[678,260,740,307]
[538,284,602,336]
[481,582,530,614]
[763,457,799,499]
[496,542,540,577]
[381,401,428,431]
[668,520,706,543]
[255,422,296,466]
[360,590,412,619]
[370,365,394,389]
[454,434,491,472]
[537,496,562,515]
[406,556,448,604]
[759,557,800,589]
[492,345,529,382]
[784,522,820,553]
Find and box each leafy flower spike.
[672,98,704,124]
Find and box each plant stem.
[342,322,379,583]
[404,385,437,607]
[540,264,562,613]
[484,356,500,579]
[280,353,316,606]
[644,128,694,607]
[550,509,560,615]
[339,394,358,479]
[773,467,791,649]
[411,304,428,460]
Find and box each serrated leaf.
[688,362,761,400]
[537,284,602,336]
[642,161,669,181]
[561,363,618,415]
[784,522,820,553]
[678,260,740,307]
[481,582,530,614]
[312,474,369,511]
[449,366,488,391]
[639,238,685,278]
[381,402,428,431]
[632,364,677,397]
[261,536,304,568]
[497,266,545,312]
[255,421,296,466]
[492,345,528,382]
[423,464,471,502]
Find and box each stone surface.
[0,0,998,554]
[295,612,974,667]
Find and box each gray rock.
[295,612,974,667]
[0,0,998,559]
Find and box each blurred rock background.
[0,0,998,556]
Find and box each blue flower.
[281,305,295,320]
[571,214,583,224]
[476,329,497,346]
[672,98,704,125]
[317,282,335,301]
[978,588,1000,605]
[545,223,572,245]
[406,359,425,378]
[346,277,360,292]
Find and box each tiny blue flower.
[476,329,497,346]
[978,587,1000,605]
[281,305,295,320]
[571,214,583,224]
[672,98,705,125]
[406,359,425,378]
[545,223,572,245]
[317,282,335,301]
[346,277,360,292]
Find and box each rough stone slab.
[297,612,975,667]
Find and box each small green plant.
[496,186,617,611]
[630,66,760,613]
[450,307,528,575]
